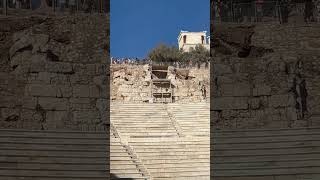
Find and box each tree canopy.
[147,43,210,66]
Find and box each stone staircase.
[0,129,108,180]
[129,137,210,180]
[211,127,320,180]
[111,103,179,138]
[167,103,210,137]
[111,102,210,180]
[111,137,150,180]
[110,123,150,180]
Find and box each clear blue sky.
[110,0,210,59]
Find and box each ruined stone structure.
[210,23,320,180]
[0,14,108,131]
[111,64,210,103]
[178,31,210,52]
[211,23,320,129]
[0,12,109,179]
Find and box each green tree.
[182,45,210,67]
[148,43,210,67]
[148,43,183,64]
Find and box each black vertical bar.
[4,0,7,15]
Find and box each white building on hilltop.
[177,31,210,52]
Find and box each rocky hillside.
[211,23,320,129]
[0,14,109,130]
[111,64,210,103]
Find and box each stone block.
[20,97,37,109]
[249,98,261,109]
[26,84,57,97]
[56,85,72,98]
[9,34,32,58]
[45,111,68,129]
[46,62,73,73]
[38,97,68,111]
[310,115,320,126]
[1,108,20,121]
[253,85,272,96]
[96,98,107,111]
[28,54,47,73]
[93,75,107,85]
[73,85,90,97]
[0,96,18,108]
[72,111,100,123]
[50,74,71,85]
[212,97,248,110]
[70,98,94,110]
[31,34,49,53]
[220,84,233,96]
[86,64,98,75]
[0,73,11,85]
[216,76,234,84]
[10,51,32,69]
[73,64,96,75]
[96,64,107,75]
[70,75,91,84]
[37,72,53,84]
[270,94,290,108]
[233,83,251,97]
[90,85,101,98]
[213,64,232,75]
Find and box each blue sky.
[110,0,210,59]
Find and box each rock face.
[211,24,320,129]
[0,15,108,131]
[111,64,210,103]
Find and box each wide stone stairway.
[167,103,210,137]
[111,102,210,180]
[0,129,108,180]
[211,127,320,180]
[111,103,179,138]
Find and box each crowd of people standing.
[1,0,105,13]
[213,0,320,23]
[111,57,150,65]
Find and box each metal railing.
[111,59,210,69]
[212,1,320,24]
[0,0,108,15]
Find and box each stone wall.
[111,64,210,103]
[211,24,320,129]
[0,14,108,131]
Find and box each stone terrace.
[110,102,210,180]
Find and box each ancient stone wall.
[211,24,320,129]
[0,15,108,131]
[111,64,210,103]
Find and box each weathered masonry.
[210,22,320,180]
[150,65,173,103]
[0,13,109,179]
[0,15,108,130]
[111,63,210,103]
[211,24,320,129]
